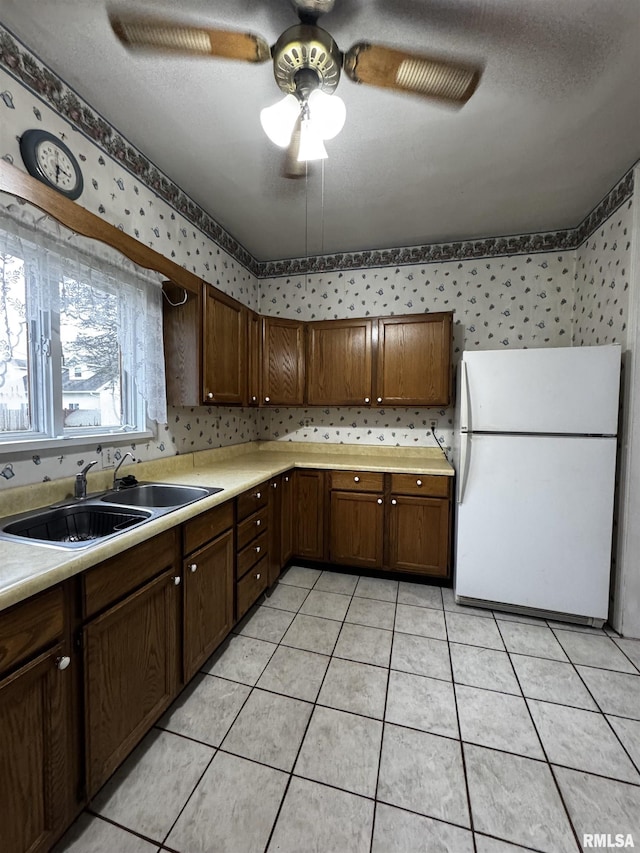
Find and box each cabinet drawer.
[83,529,177,619]
[237,483,269,521]
[183,502,234,556]
[390,474,451,498]
[0,585,64,676]
[331,471,384,492]
[237,506,268,551]
[237,530,269,579]
[236,555,268,620]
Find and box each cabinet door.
[376,313,452,406]
[330,491,384,568]
[262,317,305,405]
[387,495,450,577]
[0,644,71,853]
[184,529,234,681]
[307,319,372,406]
[247,310,262,406]
[293,469,326,560]
[280,472,293,567]
[202,286,246,405]
[163,283,202,407]
[84,568,179,796]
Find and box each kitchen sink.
[101,483,222,508]
[0,504,152,549]
[0,481,224,550]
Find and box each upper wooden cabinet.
[247,310,262,407]
[376,313,452,407]
[163,282,248,407]
[262,317,305,406]
[307,319,373,406]
[202,287,246,405]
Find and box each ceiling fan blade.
[343,42,481,105]
[109,13,271,62]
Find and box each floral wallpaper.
[0,21,636,489]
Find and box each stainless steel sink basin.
[0,481,224,550]
[1,504,152,549]
[101,483,223,508]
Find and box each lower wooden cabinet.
[183,529,234,682]
[293,469,326,561]
[83,566,180,796]
[327,470,453,578]
[182,503,234,682]
[280,472,293,566]
[0,643,73,853]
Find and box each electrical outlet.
[102,447,115,469]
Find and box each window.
[0,198,167,449]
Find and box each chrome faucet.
[74,460,98,499]
[113,452,136,489]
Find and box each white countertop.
[0,441,453,612]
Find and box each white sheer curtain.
[0,194,167,424]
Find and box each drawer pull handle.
[256,573,261,580]
[255,546,261,553]
[172,576,181,586]
[256,519,261,527]
[377,397,383,403]
[364,397,370,403]
[391,499,397,505]
[207,392,214,400]
[189,563,198,573]
[377,498,383,505]
[354,476,360,483]
[56,655,71,671]
[416,479,422,486]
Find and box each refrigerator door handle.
[457,431,470,504]
[460,361,471,433]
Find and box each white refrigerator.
[454,344,621,625]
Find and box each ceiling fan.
[109,0,483,176]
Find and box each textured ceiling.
[1,0,639,263]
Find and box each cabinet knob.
[271,482,278,489]
[56,655,71,671]
[354,476,360,483]
[189,563,198,573]
[256,491,262,499]
[256,572,261,580]
[264,396,270,402]
[284,476,289,482]
[416,479,422,486]
[255,545,261,553]
[364,397,370,403]
[172,576,181,586]
[207,392,214,400]
[377,397,383,403]
[252,395,257,402]
[377,498,383,505]
[391,499,397,505]
[256,519,261,527]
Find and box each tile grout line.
[492,618,585,853]
[444,585,479,853]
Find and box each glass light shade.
[308,90,346,140]
[260,94,300,148]
[297,117,328,161]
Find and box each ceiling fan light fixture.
[307,89,346,141]
[297,117,327,161]
[260,94,300,148]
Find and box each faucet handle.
[80,460,99,476]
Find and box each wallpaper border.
[0,24,635,279]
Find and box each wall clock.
[19,129,84,200]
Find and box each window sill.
[0,429,155,457]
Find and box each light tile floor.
[55,566,640,853]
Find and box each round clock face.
[19,130,84,200]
